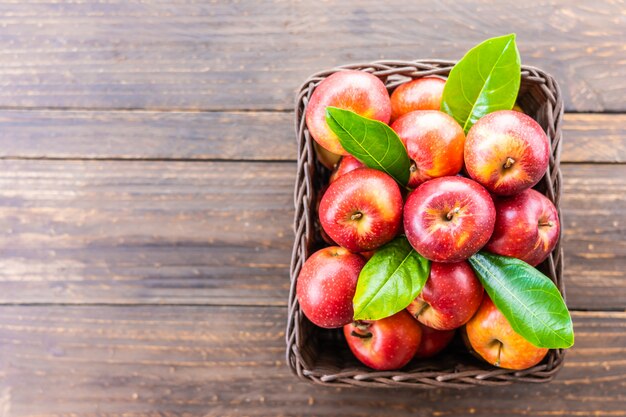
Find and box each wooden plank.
[0,110,624,163]
[0,305,624,416]
[0,160,623,309]
[0,110,296,161]
[0,1,623,112]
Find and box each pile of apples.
[296,70,559,371]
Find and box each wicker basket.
[286,60,566,388]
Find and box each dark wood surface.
[0,1,624,416]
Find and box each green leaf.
[441,33,521,133]
[325,107,411,186]
[353,237,430,321]
[469,252,574,349]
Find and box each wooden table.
[0,1,624,416]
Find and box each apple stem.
[495,341,503,367]
[446,207,460,220]
[350,212,363,221]
[503,157,516,169]
[410,162,417,173]
[539,220,554,227]
[351,321,373,339]
[413,302,430,318]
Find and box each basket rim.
[287,59,566,389]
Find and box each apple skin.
[392,110,465,188]
[407,261,483,330]
[296,246,366,329]
[305,70,391,155]
[320,168,403,252]
[403,176,496,262]
[329,155,365,184]
[465,297,548,370]
[465,110,550,196]
[314,142,342,170]
[413,322,456,359]
[390,77,445,122]
[344,310,422,371]
[486,189,560,266]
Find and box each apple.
[392,111,465,188]
[314,142,341,170]
[344,310,422,370]
[403,176,496,262]
[296,246,365,329]
[305,70,391,155]
[465,296,548,370]
[320,168,403,252]
[486,189,560,266]
[407,261,484,330]
[329,155,365,184]
[390,77,446,122]
[465,110,550,196]
[413,322,456,359]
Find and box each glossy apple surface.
[390,77,446,122]
[296,246,365,328]
[329,155,365,184]
[404,176,496,262]
[413,322,456,359]
[305,70,391,155]
[486,189,560,266]
[407,261,483,330]
[392,110,465,188]
[465,110,550,196]
[344,310,422,370]
[466,297,548,370]
[320,168,403,252]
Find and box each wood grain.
[0,110,624,163]
[0,160,623,309]
[0,1,623,112]
[1,306,624,417]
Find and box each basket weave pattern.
[287,60,566,388]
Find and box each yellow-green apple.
[314,142,341,170]
[404,176,496,262]
[344,310,422,370]
[392,111,465,188]
[486,189,560,266]
[296,246,365,329]
[407,261,483,330]
[390,77,446,122]
[320,168,403,252]
[329,155,365,184]
[465,297,548,370]
[465,110,550,196]
[413,322,456,359]
[305,70,391,155]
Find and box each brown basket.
[286,60,566,388]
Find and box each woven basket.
[286,60,566,388]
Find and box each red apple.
[320,168,403,252]
[413,323,456,359]
[296,246,365,329]
[465,110,550,196]
[486,189,560,266]
[305,70,391,155]
[390,77,445,122]
[329,155,365,184]
[344,310,422,371]
[404,176,496,262]
[407,261,483,330]
[465,297,548,370]
[392,110,465,188]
